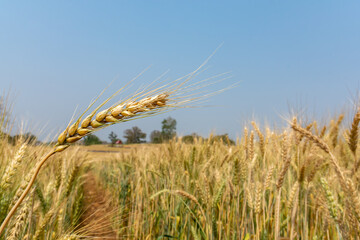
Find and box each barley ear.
[348,108,360,155]
[252,121,265,158]
[0,143,27,191]
[291,117,331,154]
[320,178,338,221]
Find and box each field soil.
[81,143,161,157]
[80,172,117,239]
[78,144,162,239]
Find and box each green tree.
[123,126,146,144]
[161,117,177,141]
[11,132,38,145]
[83,134,102,146]
[209,134,235,145]
[182,133,201,144]
[150,130,162,143]
[108,131,119,146]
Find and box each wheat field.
[1,73,360,239]
[1,110,360,239]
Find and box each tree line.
[84,116,178,145]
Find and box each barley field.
[0,69,359,239]
[2,1,360,239]
[1,108,360,239]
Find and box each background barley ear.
[274,188,282,240]
[7,195,31,240]
[348,108,360,156]
[298,122,313,143]
[280,131,288,163]
[264,165,274,190]
[306,155,324,183]
[254,183,262,215]
[239,157,247,184]
[244,127,249,159]
[55,163,62,191]
[298,156,310,184]
[320,178,338,221]
[329,114,344,148]
[245,186,253,209]
[9,166,36,210]
[195,181,207,206]
[211,180,226,237]
[251,121,265,158]
[35,182,47,214]
[319,125,327,138]
[291,117,331,154]
[33,209,55,240]
[276,134,291,190]
[191,225,201,240]
[287,181,299,210]
[249,131,254,161]
[0,143,26,191]
[63,164,80,199]
[173,190,202,210]
[232,157,241,186]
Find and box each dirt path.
[80,173,117,239]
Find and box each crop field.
[3,0,360,239]
[1,112,360,239]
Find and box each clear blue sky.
[2,1,360,142]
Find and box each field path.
[80,172,117,239]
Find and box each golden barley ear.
[251,121,265,158]
[329,114,344,148]
[276,132,291,190]
[348,109,360,156]
[291,117,331,154]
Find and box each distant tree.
[83,134,102,146]
[11,132,38,145]
[161,117,177,141]
[24,132,38,144]
[108,131,119,146]
[182,133,201,144]
[123,126,146,144]
[209,134,235,145]
[150,130,162,143]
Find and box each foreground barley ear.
[0,64,232,234]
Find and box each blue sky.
[2,1,360,142]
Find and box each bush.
[83,134,102,146]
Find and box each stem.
[0,150,56,235]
